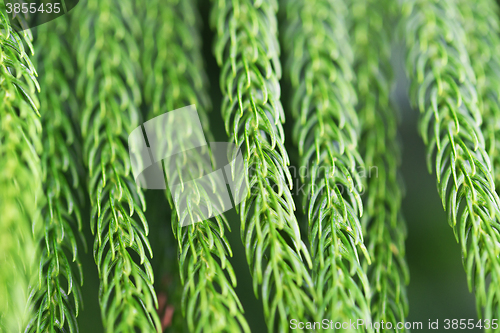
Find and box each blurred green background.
[58,3,482,332]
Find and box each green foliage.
[351,0,410,329]
[458,0,500,323]
[402,0,500,326]
[281,0,372,327]
[141,0,249,331]
[211,0,316,331]
[25,17,85,333]
[0,4,43,332]
[5,0,500,331]
[71,0,161,331]
[458,0,500,189]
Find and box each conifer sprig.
[211,0,316,330]
[402,0,500,325]
[351,0,409,328]
[72,0,161,331]
[456,0,500,323]
[25,18,85,333]
[0,5,43,332]
[141,0,249,331]
[458,0,500,190]
[281,0,372,325]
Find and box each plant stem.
[351,0,410,329]
[402,0,500,326]
[141,0,249,331]
[71,0,161,331]
[0,5,43,332]
[281,0,372,327]
[26,16,86,333]
[211,0,316,331]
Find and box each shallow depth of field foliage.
[1,0,500,332]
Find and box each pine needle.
[71,0,161,331]
[140,0,249,331]
[25,17,85,333]
[402,0,500,326]
[458,0,500,189]
[0,4,43,332]
[457,0,500,324]
[281,0,372,326]
[211,0,316,331]
[351,0,410,329]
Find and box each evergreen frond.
[0,4,43,332]
[71,0,161,331]
[211,0,316,331]
[458,0,500,190]
[281,0,372,326]
[351,0,410,329]
[402,0,500,325]
[2,0,498,330]
[141,0,249,331]
[25,17,85,333]
[457,0,500,323]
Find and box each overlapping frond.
[0,4,42,332]
[141,0,249,331]
[402,0,500,325]
[25,17,85,333]
[3,0,499,331]
[211,0,316,331]
[281,0,372,327]
[351,0,409,329]
[71,0,161,331]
